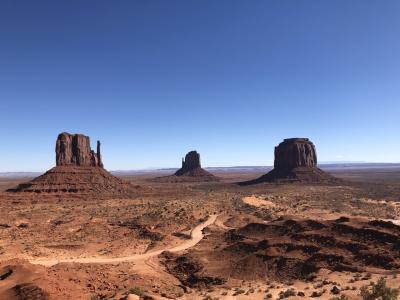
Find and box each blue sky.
[1,1,399,171]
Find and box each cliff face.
[176,151,201,174]
[56,133,103,167]
[239,138,335,185]
[8,132,136,195]
[274,138,317,171]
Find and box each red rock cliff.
[55,132,103,167]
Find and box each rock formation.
[8,132,135,196]
[240,138,335,184]
[175,151,201,176]
[56,132,103,167]
[274,138,317,171]
[155,151,219,182]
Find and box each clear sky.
[1,1,399,172]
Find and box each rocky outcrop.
[240,138,335,184]
[175,151,201,176]
[199,217,400,282]
[274,138,317,170]
[9,166,135,195]
[8,132,137,196]
[96,141,103,168]
[56,132,103,167]
[154,151,219,182]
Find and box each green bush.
[360,277,399,300]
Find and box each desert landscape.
[0,134,399,300]
[2,2,400,299]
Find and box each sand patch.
[243,195,277,208]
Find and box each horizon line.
[1,161,400,174]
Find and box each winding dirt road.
[29,214,217,267]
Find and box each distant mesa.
[8,132,136,195]
[155,150,219,182]
[240,138,336,185]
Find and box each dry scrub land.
[0,168,399,299]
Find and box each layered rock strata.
[56,132,103,167]
[8,132,135,195]
[240,138,335,184]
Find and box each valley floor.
[0,169,399,299]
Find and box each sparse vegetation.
[305,272,317,281]
[202,296,219,300]
[232,288,245,296]
[331,295,349,300]
[360,277,399,300]
[311,290,324,297]
[2,166,400,299]
[129,287,143,296]
[279,288,296,299]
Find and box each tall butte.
[242,138,335,184]
[55,132,104,168]
[8,132,134,195]
[175,151,202,176]
[174,150,218,181]
[155,150,218,182]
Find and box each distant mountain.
[319,161,367,164]
[319,162,400,170]
[111,163,400,175]
[0,172,42,178]
[1,163,399,178]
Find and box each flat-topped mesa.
[56,132,103,167]
[239,138,335,185]
[274,138,317,171]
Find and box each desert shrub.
[232,288,245,296]
[305,272,317,281]
[331,296,349,300]
[202,296,219,300]
[129,287,143,296]
[360,277,399,300]
[311,290,325,297]
[279,288,296,299]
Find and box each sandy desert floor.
[0,169,399,299]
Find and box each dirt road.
[29,214,217,267]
